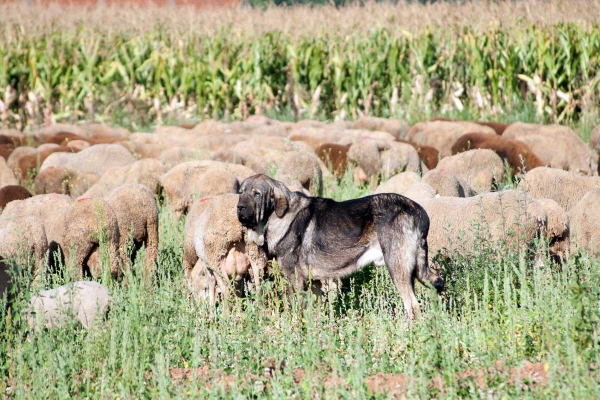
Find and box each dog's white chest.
[357,245,385,268]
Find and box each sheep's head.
[237,174,289,234]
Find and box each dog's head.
[237,174,290,229]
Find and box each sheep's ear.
[272,185,289,218]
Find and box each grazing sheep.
[34,167,100,197]
[408,120,496,157]
[61,198,121,279]
[348,139,420,183]
[451,132,545,174]
[66,140,91,152]
[0,185,32,208]
[7,146,36,173]
[415,190,547,259]
[25,281,111,330]
[432,117,509,135]
[568,188,600,255]
[0,144,15,160]
[403,182,437,202]
[160,161,253,218]
[17,146,75,180]
[535,198,570,260]
[352,116,410,139]
[0,215,48,276]
[397,139,440,170]
[275,151,323,196]
[517,167,600,211]
[40,144,136,176]
[184,194,267,303]
[2,194,120,279]
[436,149,505,193]
[316,143,350,178]
[503,123,597,175]
[0,157,19,188]
[0,194,73,253]
[161,147,212,169]
[101,184,159,279]
[375,171,422,195]
[422,169,475,197]
[212,150,269,174]
[81,159,166,198]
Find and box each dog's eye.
[254,192,261,198]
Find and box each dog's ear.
[272,184,289,218]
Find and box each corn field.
[1,5,600,127]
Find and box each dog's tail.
[415,237,444,294]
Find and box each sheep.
[403,182,437,202]
[119,140,167,159]
[451,132,545,174]
[34,167,100,197]
[375,171,422,195]
[274,151,323,196]
[415,190,547,259]
[315,143,350,178]
[1,194,121,279]
[65,140,91,152]
[0,215,48,277]
[0,144,15,160]
[351,116,410,140]
[0,157,19,188]
[160,160,255,218]
[517,167,600,211]
[289,127,396,150]
[7,146,36,173]
[436,149,505,193]
[212,150,269,174]
[0,185,32,208]
[161,147,212,169]
[431,117,509,135]
[60,198,121,279]
[184,194,267,303]
[407,120,496,157]
[503,123,597,175]
[81,159,166,198]
[0,195,73,255]
[17,145,76,180]
[25,281,111,330]
[568,188,600,256]
[421,169,475,197]
[101,184,159,279]
[535,198,570,261]
[397,139,440,170]
[40,144,136,176]
[348,138,421,184]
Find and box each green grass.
[1,172,599,399]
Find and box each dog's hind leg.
[380,233,421,321]
[415,239,444,293]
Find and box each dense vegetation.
[1,173,600,398]
[1,2,600,130]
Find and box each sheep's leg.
[143,219,159,282]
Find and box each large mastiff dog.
[236,174,443,319]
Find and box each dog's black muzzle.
[237,204,256,228]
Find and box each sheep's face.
[237,174,288,229]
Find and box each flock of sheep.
[1,115,600,324]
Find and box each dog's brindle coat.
[237,174,443,319]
